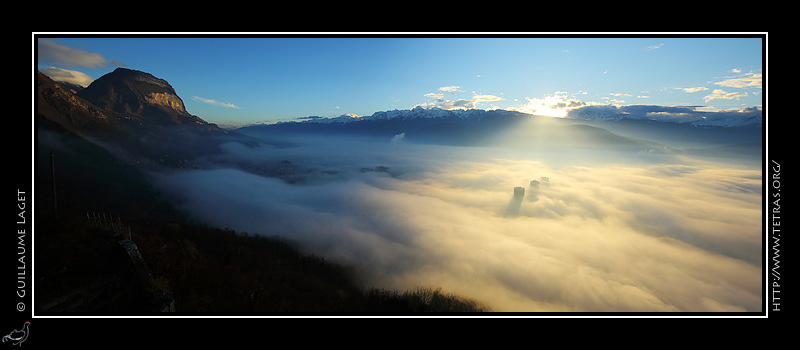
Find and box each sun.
[516,93,578,118]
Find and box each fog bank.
[153,134,762,312]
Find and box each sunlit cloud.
[679,86,709,93]
[153,135,762,312]
[645,43,664,51]
[420,91,502,111]
[40,66,94,87]
[192,96,240,109]
[703,89,748,102]
[416,100,475,110]
[510,92,586,118]
[439,85,463,94]
[714,72,762,89]
[473,94,502,102]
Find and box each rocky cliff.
[37,68,250,169]
[77,67,191,120]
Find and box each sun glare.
[518,93,579,118]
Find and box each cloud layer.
[37,38,126,89]
[37,38,118,69]
[153,135,763,313]
[420,86,504,111]
[704,89,748,102]
[39,66,95,87]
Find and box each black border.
[19,32,773,346]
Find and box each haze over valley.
[154,111,762,312]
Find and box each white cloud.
[37,38,112,69]
[192,96,240,109]
[154,136,762,312]
[680,86,709,93]
[439,86,463,94]
[421,89,502,110]
[472,94,503,103]
[415,100,475,111]
[438,99,476,110]
[703,89,748,102]
[714,73,762,89]
[40,66,94,87]
[645,43,664,51]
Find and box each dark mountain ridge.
[240,104,762,159]
[36,67,490,314]
[37,69,252,169]
[239,107,671,153]
[78,68,194,124]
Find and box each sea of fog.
[153,132,763,313]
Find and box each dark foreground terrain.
[35,68,488,314]
[36,124,489,314]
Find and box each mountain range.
[38,67,763,170]
[565,104,763,128]
[258,103,763,128]
[239,105,762,156]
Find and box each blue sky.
[36,35,764,127]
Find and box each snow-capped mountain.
[565,104,763,128]
[277,104,762,128]
[237,106,673,153]
[238,105,762,159]
[282,106,530,125]
[686,113,762,128]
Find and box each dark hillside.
[36,103,487,315]
[37,70,254,169]
[35,67,488,314]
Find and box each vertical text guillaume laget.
[16,189,27,303]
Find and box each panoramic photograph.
[32,34,765,316]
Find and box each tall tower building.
[506,186,525,217]
[514,186,525,200]
[528,180,540,201]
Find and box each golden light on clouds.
[155,137,762,312]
